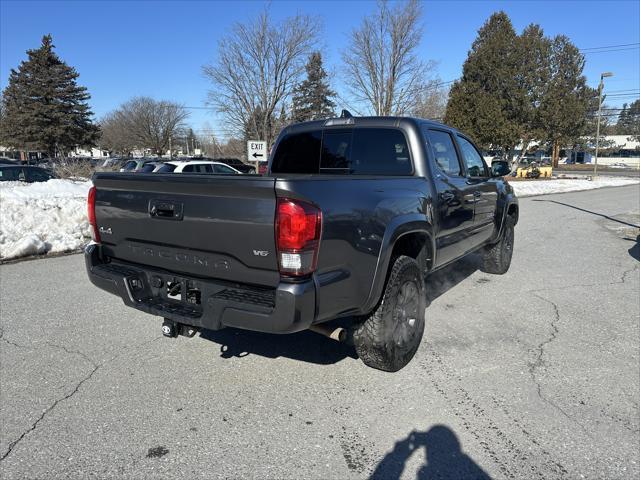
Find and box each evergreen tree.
[616,100,640,139]
[538,35,592,166]
[514,24,551,158]
[444,12,523,154]
[291,52,336,122]
[0,35,98,157]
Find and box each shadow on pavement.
[426,253,481,302]
[532,199,640,228]
[370,426,490,480]
[628,235,640,261]
[199,327,357,365]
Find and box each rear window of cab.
[271,128,412,175]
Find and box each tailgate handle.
[149,200,183,220]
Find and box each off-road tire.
[481,215,515,274]
[352,255,426,372]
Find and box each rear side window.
[424,129,462,176]
[214,164,237,174]
[272,128,411,175]
[156,164,176,173]
[0,167,20,181]
[183,164,212,173]
[320,131,352,171]
[26,168,53,182]
[350,129,411,175]
[122,160,137,171]
[139,163,156,173]
[271,130,322,173]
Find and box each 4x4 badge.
[253,250,269,256]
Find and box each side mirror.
[491,161,511,177]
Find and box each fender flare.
[361,213,435,315]
[495,194,519,241]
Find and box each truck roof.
[281,115,455,135]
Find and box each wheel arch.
[361,215,434,315]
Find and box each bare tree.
[203,9,319,146]
[412,79,449,120]
[343,0,429,116]
[99,97,189,156]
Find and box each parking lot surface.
[1,185,639,479]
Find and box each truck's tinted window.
[272,128,411,175]
[320,132,352,171]
[271,130,322,173]
[425,129,462,176]
[350,129,411,175]
[457,136,487,177]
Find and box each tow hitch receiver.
[162,319,199,338]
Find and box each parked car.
[153,160,242,174]
[0,165,56,182]
[0,157,19,165]
[211,157,256,174]
[138,161,163,173]
[119,158,161,173]
[86,114,518,372]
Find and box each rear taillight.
[87,186,101,243]
[276,198,321,277]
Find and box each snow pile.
[0,179,92,260]
[510,176,639,197]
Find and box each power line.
[581,47,640,54]
[580,42,640,51]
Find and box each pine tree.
[537,35,592,166]
[291,52,336,122]
[444,12,524,154]
[616,100,640,139]
[0,35,98,157]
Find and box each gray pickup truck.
[86,115,517,371]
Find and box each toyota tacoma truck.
[85,114,518,372]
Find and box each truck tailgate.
[92,173,280,287]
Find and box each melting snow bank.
[0,179,92,260]
[510,176,639,197]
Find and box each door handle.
[149,200,183,220]
[473,191,482,198]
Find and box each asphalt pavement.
[1,184,639,479]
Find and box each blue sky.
[1,0,639,139]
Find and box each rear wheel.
[481,215,515,274]
[352,255,426,372]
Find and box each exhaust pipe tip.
[309,324,347,343]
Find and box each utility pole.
[594,71,613,177]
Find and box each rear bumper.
[84,244,316,333]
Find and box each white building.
[68,147,110,158]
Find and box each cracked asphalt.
[1,184,639,479]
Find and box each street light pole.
[594,71,613,177]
